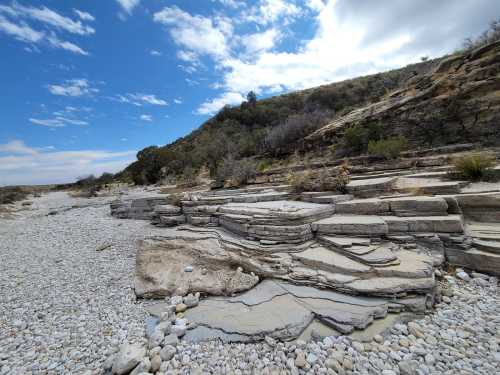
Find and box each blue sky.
[1,0,499,186]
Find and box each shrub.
[368,136,408,160]
[177,166,199,188]
[343,122,384,153]
[166,193,184,207]
[289,163,350,193]
[451,152,496,181]
[263,110,332,156]
[0,187,28,205]
[216,156,256,187]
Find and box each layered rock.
[308,41,500,148]
[111,196,168,220]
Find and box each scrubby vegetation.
[121,59,437,185]
[450,152,497,181]
[71,173,116,197]
[0,187,29,205]
[289,162,350,193]
[367,136,409,160]
[463,19,500,50]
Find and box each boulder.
[112,343,146,375]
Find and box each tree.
[247,91,257,107]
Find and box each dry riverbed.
[0,192,499,375]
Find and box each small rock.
[295,352,306,368]
[163,333,179,347]
[150,354,162,373]
[184,266,193,272]
[176,303,187,313]
[373,334,384,343]
[399,360,419,375]
[456,270,470,282]
[183,292,200,308]
[171,325,187,337]
[160,345,176,361]
[112,343,147,375]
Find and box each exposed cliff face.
[308,41,500,148]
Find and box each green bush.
[368,136,408,160]
[451,152,496,181]
[343,122,383,153]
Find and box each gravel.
[0,192,166,374]
[1,192,499,375]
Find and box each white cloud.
[120,138,128,142]
[0,4,91,55]
[1,3,94,35]
[0,140,37,155]
[196,91,245,115]
[0,140,136,186]
[201,0,417,105]
[47,35,88,55]
[73,9,95,22]
[243,0,302,25]
[150,49,162,56]
[29,116,88,128]
[140,114,153,122]
[216,0,245,8]
[154,6,230,60]
[242,28,281,54]
[0,14,44,43]
[47,79,98,97]
[115,0,140,15]
[112,93,168,106]
[304,0,326,12]
[174,98,183,104]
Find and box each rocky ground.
[1,192,499,375]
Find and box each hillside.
[122,59,439,185]
[122,35,500,186]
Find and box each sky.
[1,0,499,186]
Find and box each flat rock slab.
[219,201,335,222]
[446,247,500,276]
[312,215,388,236]
[383,215,464,233]
[181,280,392,342]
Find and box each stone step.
[312,215,388,236]
[334,196,449,216]
[317,235,371,248]
[471,239,500,254]
[310,194,353,204]
[346,177,395,198]
[383,215,464,233]
[446,247,500,276]
[395,178,467,195]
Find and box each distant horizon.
[1,0,500,186]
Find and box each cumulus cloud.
[242,28,281,54]
[47,79,98,97]
[184,0,500,114]
[0,139,136,186]
[243,0,302,25]
[0,3,92,54]
[154,6,230,60]
[196,91,245,115]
